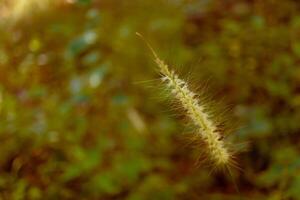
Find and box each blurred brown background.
[0,0,300,199]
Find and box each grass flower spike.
[137,33,231,167]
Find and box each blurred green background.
[0,0,300,199]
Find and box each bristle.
[156,57,230,166]
[137,32,233,168]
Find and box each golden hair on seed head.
[136,32,236,168]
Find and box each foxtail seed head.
[136,32,232,167]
